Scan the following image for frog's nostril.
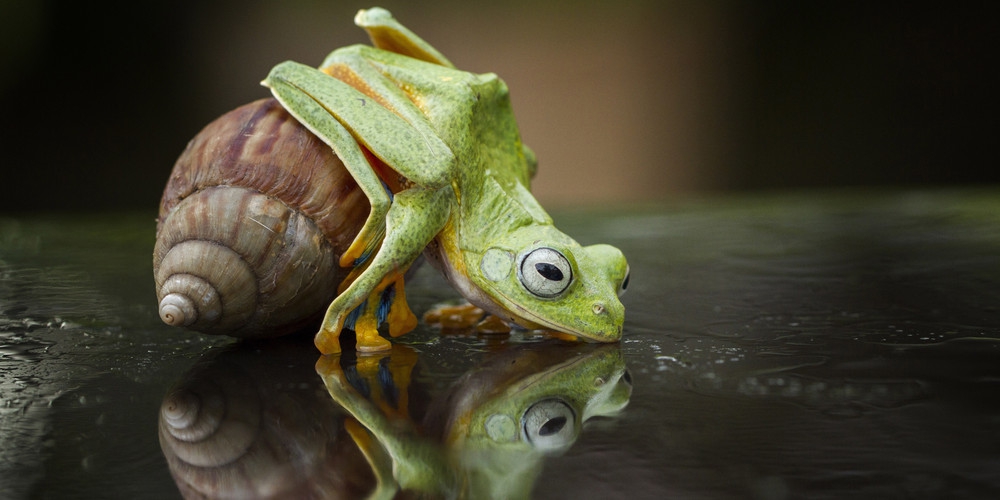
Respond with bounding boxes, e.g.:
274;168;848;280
592;302;606;315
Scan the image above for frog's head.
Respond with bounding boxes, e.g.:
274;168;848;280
465;229;629;342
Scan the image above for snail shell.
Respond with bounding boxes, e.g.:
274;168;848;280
154;98;368;337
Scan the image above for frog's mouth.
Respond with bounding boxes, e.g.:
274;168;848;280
471;284;619;343
503;302;620;343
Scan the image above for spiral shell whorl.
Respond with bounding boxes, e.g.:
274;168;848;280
159;292;197;326
154;98;368;338
158;273;223;327
154;189;263;334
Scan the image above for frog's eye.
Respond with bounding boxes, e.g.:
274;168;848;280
522;399;577;453
518;247;572;298
618;265;630;297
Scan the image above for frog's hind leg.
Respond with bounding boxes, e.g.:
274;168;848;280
264;66;393;272
267;60;454;190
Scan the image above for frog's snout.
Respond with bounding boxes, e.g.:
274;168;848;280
584;298;624;342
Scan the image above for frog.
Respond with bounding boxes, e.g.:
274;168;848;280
316;342;632;498
262;7;630;354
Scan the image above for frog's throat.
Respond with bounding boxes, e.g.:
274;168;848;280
423;240;504;317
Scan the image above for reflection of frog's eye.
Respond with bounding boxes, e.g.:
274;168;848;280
522;399;577;453
618;265;630;297
518;247;573;298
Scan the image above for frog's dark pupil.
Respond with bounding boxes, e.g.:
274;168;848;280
539;416;567;436
535;262;564;281
621;273;630;290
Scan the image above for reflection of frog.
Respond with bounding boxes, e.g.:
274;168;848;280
263;8;629;354
316;341;632;499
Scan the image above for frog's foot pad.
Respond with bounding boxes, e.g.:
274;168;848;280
424;303;486;329
542;330;583;343
423;302;513;335
315;328;343;355
357;334;393;353
474;315;513;334
355;310;393;352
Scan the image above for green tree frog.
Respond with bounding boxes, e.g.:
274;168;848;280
262;8;630;353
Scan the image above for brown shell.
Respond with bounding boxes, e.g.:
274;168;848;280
153;98;369;338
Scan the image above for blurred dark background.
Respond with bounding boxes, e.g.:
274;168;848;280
0;0;996;213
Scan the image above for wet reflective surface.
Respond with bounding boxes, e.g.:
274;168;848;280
3;189;1000;499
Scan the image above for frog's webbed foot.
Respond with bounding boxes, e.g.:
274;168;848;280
346;297;393;353
343;275;418;353
316;273;418;354
423;302;513;335
423;302;485;330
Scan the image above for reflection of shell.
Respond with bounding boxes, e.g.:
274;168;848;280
160;378;261;470
153;98;369;338
159;342;375;499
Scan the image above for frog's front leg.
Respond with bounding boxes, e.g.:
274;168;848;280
317;186;451;353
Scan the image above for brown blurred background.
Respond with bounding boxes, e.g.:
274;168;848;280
0;0;995;212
